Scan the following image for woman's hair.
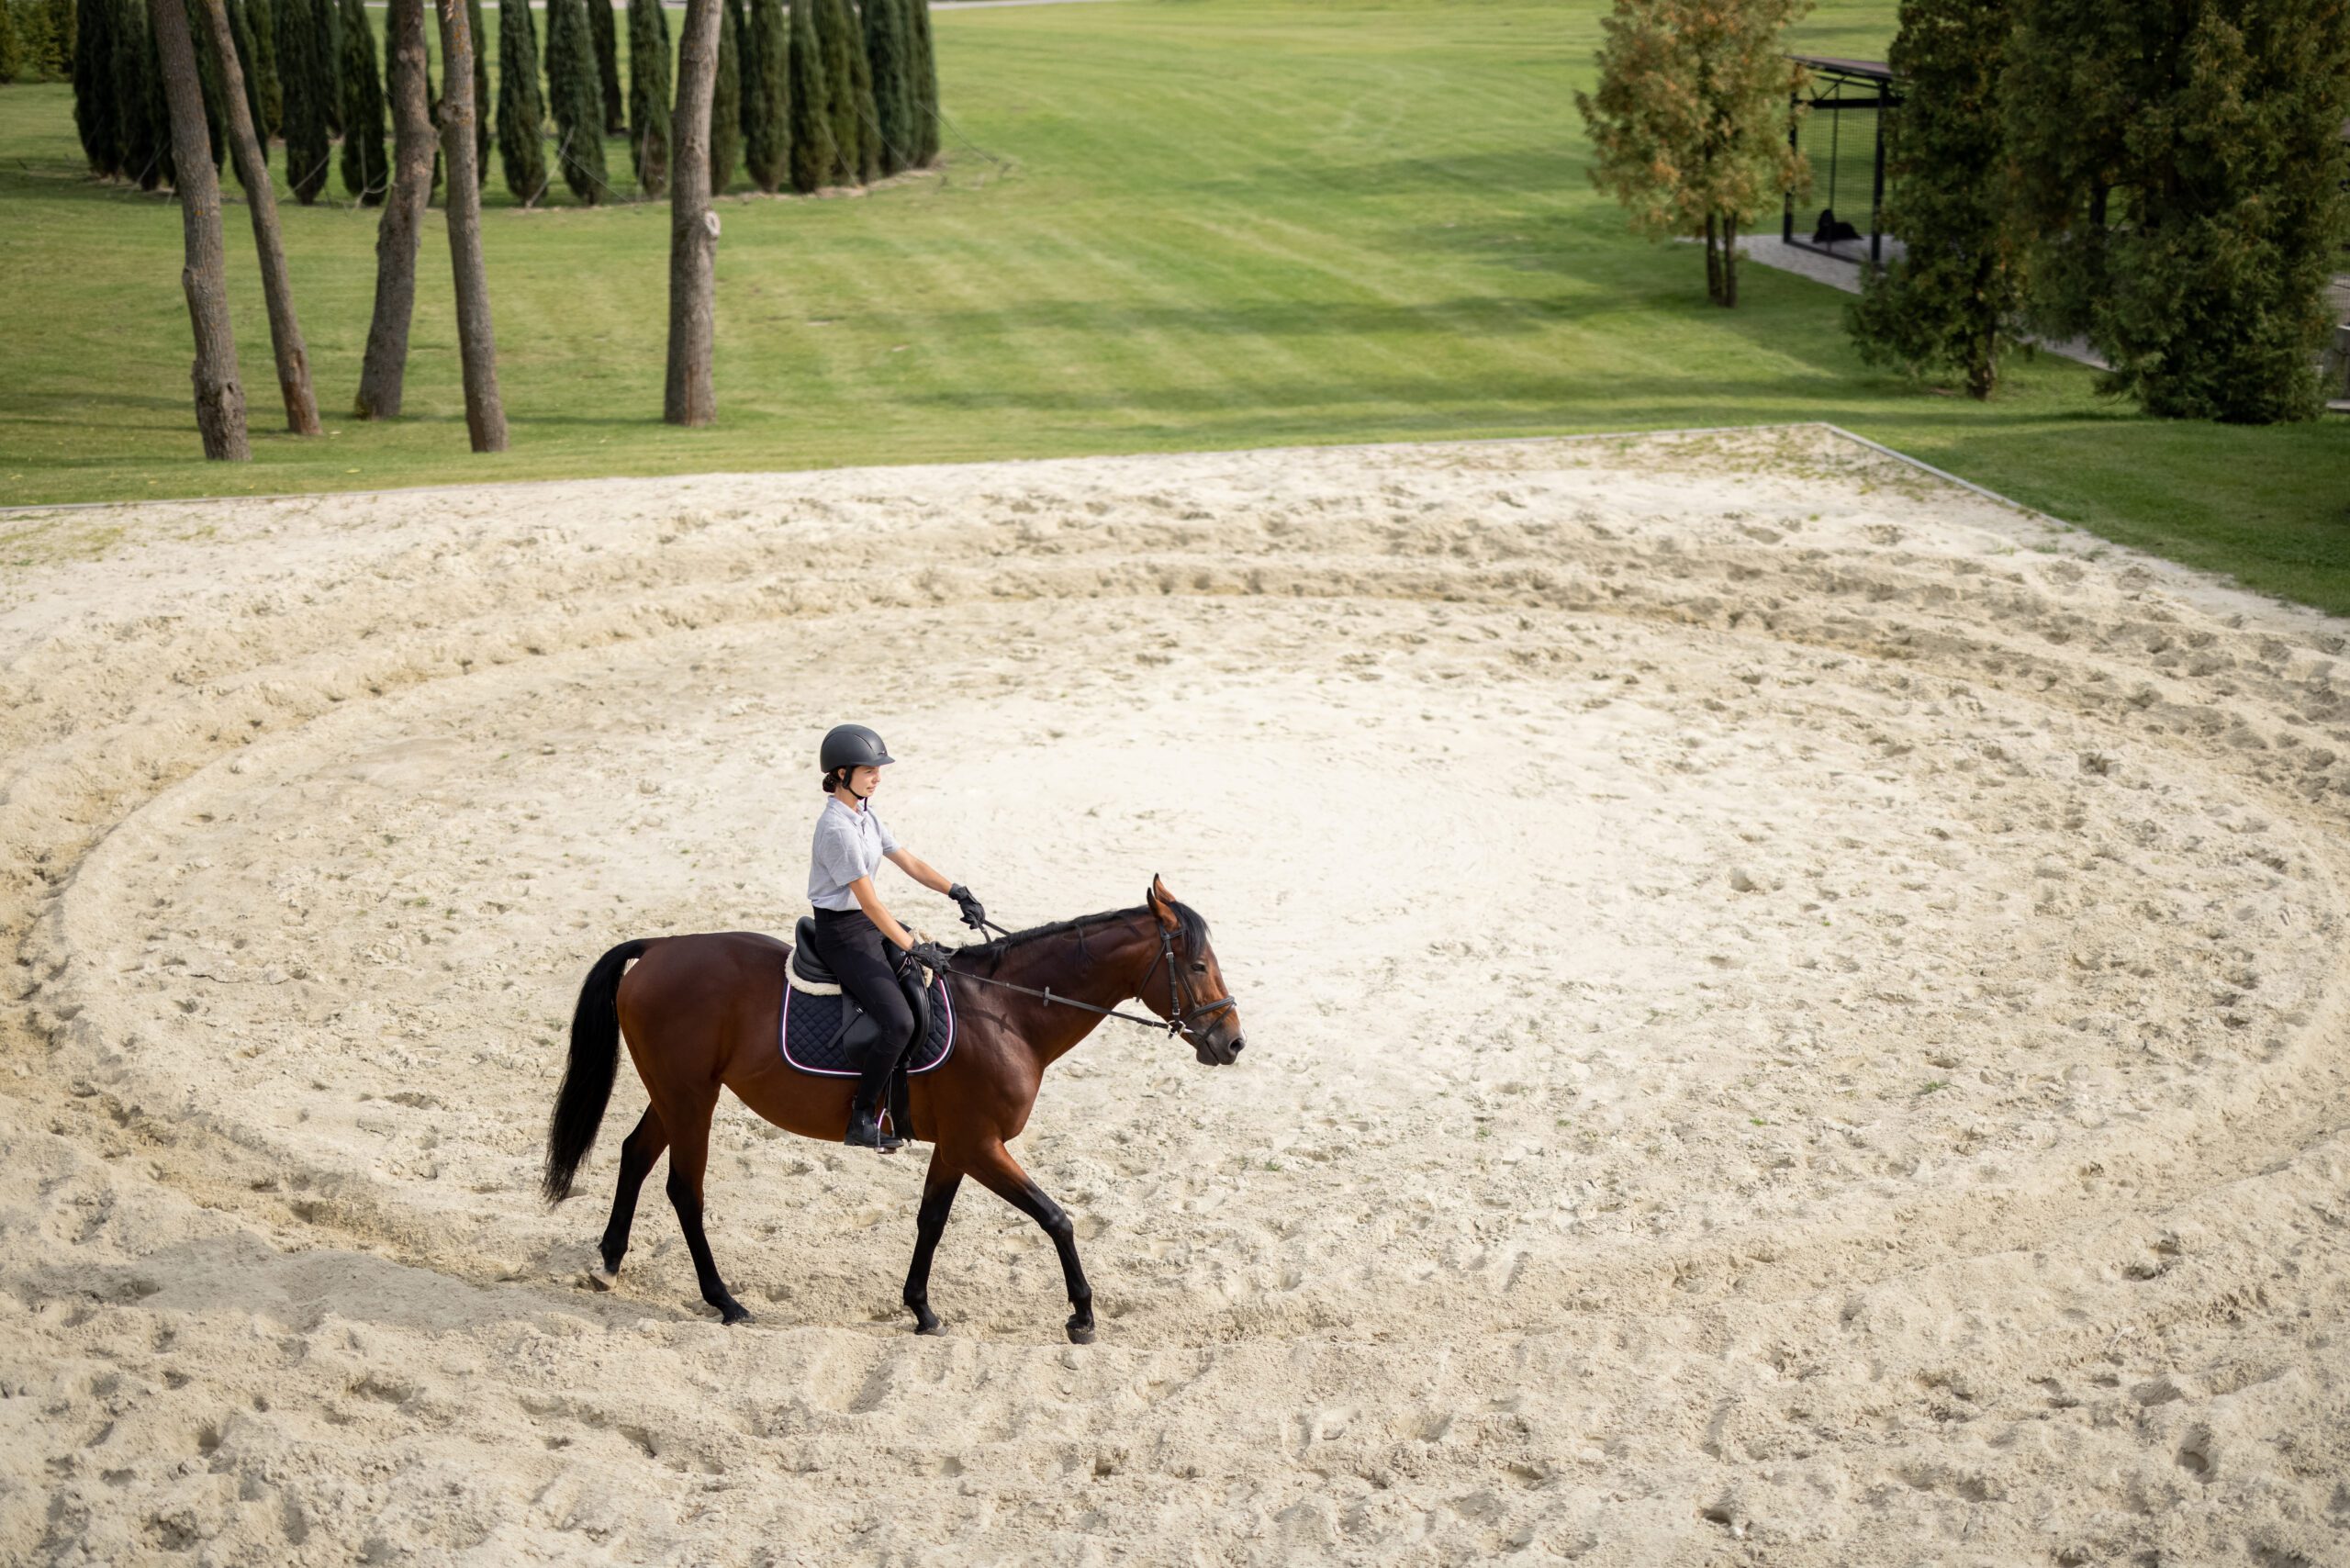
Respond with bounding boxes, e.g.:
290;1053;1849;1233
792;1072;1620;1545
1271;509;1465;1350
822;766;848;794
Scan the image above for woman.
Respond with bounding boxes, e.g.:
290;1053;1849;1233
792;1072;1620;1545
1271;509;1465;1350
807;723;986;1150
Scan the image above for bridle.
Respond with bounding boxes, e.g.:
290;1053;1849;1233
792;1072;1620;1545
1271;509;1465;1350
936;910;1237;1045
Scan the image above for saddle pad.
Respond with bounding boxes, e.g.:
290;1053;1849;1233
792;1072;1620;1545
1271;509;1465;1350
779;969;955;1078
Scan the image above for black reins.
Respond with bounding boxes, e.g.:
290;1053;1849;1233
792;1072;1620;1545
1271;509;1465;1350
925;912;1237;1042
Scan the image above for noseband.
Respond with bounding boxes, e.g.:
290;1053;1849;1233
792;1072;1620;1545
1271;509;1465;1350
1136;923;1238;1044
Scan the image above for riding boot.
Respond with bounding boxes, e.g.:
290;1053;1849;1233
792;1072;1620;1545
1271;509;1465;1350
844;1061;903;1152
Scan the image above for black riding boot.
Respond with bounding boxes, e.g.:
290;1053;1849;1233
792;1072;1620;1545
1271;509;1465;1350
844;1059;903;1152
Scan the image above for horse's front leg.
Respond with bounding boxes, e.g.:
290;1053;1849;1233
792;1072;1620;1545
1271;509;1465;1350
902;1150;963;1336
969;1139;1095;1344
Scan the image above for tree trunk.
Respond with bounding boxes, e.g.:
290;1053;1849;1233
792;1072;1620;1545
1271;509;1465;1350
194;0;319;434
664;0;721;426
433;0;507;450
1719;212;1739;308
1703;212;1722;304
355;0;433;418
151;0;249;459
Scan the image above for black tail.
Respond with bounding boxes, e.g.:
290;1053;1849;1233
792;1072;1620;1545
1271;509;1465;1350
543;938;650;1204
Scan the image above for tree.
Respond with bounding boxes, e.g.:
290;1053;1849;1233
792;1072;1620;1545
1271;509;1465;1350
785;0;831;192
496;0;546;202
111;0;164;185
741;0;785;190
240;0;274;135
224;0;264;160
586;0;621;132
666;0;722;423
1574;0;1812;306
813;0;866;184
275;0;326;200
544;0;606;201
859;0;911;175
432;0;507;449
2006;0;2350;421
709;0;739;193
0;0;21;83
336;0;384;198
836;0;873;180
194;0;319;432
74;0;122;174
151;0;248;458
907;0;934;164
465;0;487;176
626;0;668;195
318;0;339;134
1847;0;2021;398
357;0;434;416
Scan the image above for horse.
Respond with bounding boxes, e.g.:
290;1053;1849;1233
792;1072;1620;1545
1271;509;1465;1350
540;876;1245;1343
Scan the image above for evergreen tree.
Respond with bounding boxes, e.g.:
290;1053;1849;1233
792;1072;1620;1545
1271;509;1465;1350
466;0;488;176
1847;0;2020;398
586;0;621;132
543;0;606;200
784;0;830;191
110;0;162;183
709;0;740;193
276;0;329;200
2007;0;2350;420
858;0;910;175
319;0;340;133
496;0;547;202
337;0;385;199
1574;0;1812;306
0;0;21;84
839;0;873;180
905;0;935;165
742;0;785;189
625;0;669;194
242;0;276;135
813;0;865;184
188;0;228;164
16;0;58;79
226;0;267;168
73;0;120;174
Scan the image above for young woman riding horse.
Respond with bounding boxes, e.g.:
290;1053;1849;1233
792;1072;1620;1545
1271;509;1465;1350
539;737;1248;1341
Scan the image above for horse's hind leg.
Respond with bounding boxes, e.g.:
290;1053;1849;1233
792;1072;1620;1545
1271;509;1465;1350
969;1139;1095;1345
665;1093;751;1326
902;1152;963;1336
589;1108;669;1288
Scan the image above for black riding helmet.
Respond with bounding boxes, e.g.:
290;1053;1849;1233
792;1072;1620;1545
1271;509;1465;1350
821;723;894;775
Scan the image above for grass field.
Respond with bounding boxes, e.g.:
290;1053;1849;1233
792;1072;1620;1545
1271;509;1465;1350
1;0;2343;612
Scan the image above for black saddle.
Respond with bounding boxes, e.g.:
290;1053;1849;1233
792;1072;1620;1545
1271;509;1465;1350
789;915;934;1138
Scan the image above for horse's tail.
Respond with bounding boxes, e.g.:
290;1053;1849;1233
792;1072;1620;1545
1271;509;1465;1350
543;937;651;1204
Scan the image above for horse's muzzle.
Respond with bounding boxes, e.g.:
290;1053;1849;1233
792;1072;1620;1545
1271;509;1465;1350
1194;1033;1242;1066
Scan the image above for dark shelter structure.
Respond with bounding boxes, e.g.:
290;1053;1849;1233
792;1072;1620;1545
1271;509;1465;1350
1785;56;1904;266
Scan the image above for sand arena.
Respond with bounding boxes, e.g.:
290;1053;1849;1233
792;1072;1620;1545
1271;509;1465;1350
3;429;2346;1564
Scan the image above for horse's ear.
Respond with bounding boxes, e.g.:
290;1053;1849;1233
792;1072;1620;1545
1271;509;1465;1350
1147;874;1178;928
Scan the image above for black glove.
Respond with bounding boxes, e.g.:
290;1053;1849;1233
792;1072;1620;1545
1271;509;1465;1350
905;939;954;971
947;883;987;932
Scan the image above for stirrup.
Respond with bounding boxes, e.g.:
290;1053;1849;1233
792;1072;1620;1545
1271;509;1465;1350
844;1103;903;1153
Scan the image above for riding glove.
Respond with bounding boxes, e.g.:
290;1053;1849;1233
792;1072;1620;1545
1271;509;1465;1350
947;883;987;931
905;939;955;971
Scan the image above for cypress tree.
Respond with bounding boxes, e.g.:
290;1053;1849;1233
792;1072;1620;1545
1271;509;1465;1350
858;0;912;176
111;0;161;183
496;0;546;202
709;0;740;194
626;0;670;194
906;0;934;164
277;0;328;200
226;0;266;166
587;0;621;133
2007;0;2350;420
742;0;785;190
314;0;339;134
813;0;864;184
337;0;385;199
839;0;874;180
784;0;829;191
189;0;229;165
0;0;20;84
243;0;276;135
73;0;120;174
544;0;606;201
13;0;50;80
466;0;489;175
1847;0;2021;399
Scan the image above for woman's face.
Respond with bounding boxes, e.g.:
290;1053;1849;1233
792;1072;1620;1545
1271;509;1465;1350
848;765;880;798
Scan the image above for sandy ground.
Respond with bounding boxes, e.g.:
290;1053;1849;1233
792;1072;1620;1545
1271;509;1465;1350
2;427;2346;1566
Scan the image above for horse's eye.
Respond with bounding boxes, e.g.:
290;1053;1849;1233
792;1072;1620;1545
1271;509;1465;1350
1190;962;1207;973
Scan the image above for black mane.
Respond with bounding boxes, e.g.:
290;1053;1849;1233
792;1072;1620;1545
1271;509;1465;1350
953;897;1211;969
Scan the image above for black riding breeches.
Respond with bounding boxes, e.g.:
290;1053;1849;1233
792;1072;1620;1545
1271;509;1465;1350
810;907;917;1067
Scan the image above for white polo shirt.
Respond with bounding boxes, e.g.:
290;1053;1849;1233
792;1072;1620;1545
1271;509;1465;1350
808;795;899;912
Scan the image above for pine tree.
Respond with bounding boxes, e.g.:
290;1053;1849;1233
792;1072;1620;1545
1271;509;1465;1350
337;0;385;199
73;0;120;174
839;0;874;180
225;0;266;167
496;0;547;202
110;0;161;182
907;0;934;163
242;0;275;134
277;0;328;200
586;0;621;132
1847;0;2020;398
2007;0;2350;420
626;0;670;194
544;0;606;200
1574;0;1812;306
813;0;864;183
742;0;785;189
466;0;488;176
709;0;740;193
858;0;909;175
785;0;830;191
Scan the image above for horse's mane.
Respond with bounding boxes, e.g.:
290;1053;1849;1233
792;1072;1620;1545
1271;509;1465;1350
953;897;1211;970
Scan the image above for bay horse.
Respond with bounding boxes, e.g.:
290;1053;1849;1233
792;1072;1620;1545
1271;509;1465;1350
540;876;1244;1342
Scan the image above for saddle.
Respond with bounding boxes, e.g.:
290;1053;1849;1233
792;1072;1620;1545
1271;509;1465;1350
784;916;954;1139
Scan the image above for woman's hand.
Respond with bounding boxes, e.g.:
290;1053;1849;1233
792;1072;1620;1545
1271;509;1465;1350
947;883;986;932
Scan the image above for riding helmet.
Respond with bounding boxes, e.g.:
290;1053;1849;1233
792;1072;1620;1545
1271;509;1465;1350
820;723;895;773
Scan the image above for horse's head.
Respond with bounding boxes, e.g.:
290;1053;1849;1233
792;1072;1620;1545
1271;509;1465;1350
1141;875;1245;1066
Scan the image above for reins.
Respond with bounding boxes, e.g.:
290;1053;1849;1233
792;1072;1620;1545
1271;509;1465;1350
927;912;1237;1041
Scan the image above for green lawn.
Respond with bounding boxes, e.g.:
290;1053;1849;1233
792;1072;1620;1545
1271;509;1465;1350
2;0;2344;612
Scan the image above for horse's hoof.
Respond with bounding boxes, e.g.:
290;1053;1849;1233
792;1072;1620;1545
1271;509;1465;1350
914;1317;947;1337
720;1303;754;1326
1066;1318;1096;1346
585;1265;620;1292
